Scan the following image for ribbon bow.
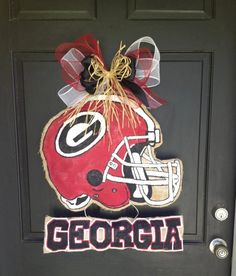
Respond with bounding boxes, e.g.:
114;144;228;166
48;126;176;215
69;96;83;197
56;34;166;109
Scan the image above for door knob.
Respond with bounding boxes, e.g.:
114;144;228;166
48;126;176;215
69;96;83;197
209;238;229;259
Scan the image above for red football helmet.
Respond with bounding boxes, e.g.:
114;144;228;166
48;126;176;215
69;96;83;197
40;95;183;211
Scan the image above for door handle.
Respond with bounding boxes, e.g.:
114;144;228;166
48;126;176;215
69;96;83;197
209;238;229;259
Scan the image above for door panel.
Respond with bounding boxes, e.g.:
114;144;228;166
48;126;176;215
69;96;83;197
128;0;213;19
1;0;236;275
12;51;211;243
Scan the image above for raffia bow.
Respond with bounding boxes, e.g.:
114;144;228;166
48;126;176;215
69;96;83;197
89;43;132;92
56;35;165;133
66;43;140;131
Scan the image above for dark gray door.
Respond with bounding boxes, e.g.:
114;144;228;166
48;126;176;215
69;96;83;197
1;0;236;275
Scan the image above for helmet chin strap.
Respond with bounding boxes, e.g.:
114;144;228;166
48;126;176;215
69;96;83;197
60;194;91;210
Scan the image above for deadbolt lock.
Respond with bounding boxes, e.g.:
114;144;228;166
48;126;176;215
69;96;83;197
214;207;228;221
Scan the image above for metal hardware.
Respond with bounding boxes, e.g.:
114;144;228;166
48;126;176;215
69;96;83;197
214;207;228;221
209;238;229;259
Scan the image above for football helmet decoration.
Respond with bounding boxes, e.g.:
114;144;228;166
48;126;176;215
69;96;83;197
40;35;183;211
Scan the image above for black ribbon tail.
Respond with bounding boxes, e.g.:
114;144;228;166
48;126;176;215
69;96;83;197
122;79;149;107
80;56;97;94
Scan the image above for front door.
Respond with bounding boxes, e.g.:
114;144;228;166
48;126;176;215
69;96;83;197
1;0;236;275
